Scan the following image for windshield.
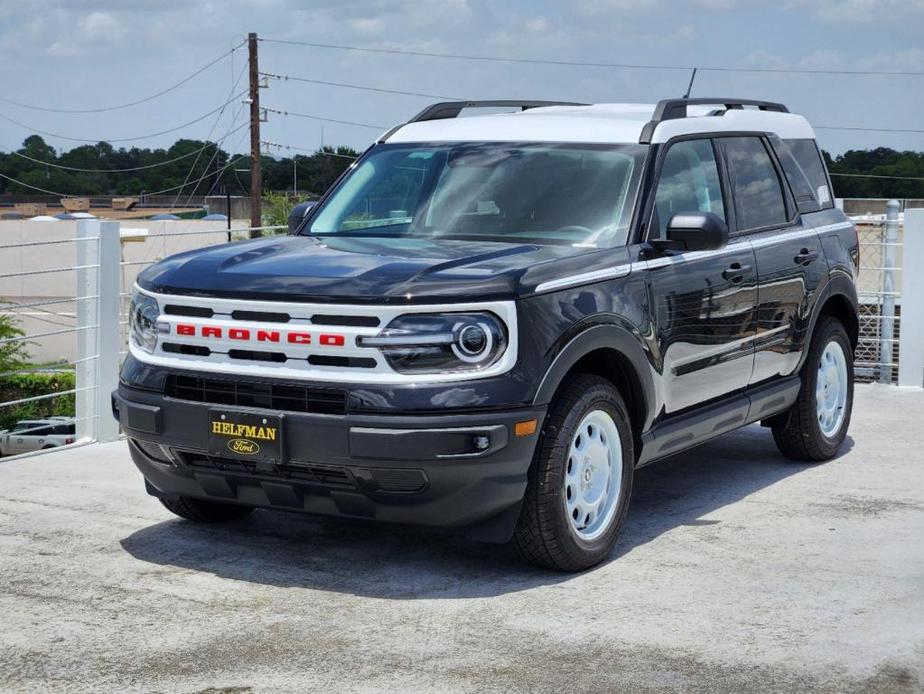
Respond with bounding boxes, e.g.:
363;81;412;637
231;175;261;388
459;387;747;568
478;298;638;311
304;142;647;247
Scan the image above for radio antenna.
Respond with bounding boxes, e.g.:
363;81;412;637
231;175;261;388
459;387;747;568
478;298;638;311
683;67;697;99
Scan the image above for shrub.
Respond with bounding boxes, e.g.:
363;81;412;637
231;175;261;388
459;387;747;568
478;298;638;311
0;314;29;375
0;372;76;431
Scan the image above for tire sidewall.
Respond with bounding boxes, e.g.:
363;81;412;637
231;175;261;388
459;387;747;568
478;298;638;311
808;320;854;450
545;383;634;559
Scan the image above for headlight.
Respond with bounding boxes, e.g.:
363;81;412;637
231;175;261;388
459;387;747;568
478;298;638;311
359;312;507;374
128;291;166;354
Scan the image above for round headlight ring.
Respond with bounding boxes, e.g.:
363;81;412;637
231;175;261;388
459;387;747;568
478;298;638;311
452;321;494;363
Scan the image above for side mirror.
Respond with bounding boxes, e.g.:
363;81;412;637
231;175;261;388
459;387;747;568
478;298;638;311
653;211;728;252
287;201;315;233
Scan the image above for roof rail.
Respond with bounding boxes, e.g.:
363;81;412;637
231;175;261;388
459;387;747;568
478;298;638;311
408;100;587;123
639;97;790;144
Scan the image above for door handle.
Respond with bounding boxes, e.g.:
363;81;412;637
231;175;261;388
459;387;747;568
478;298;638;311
794;248;819;265
722;262;751;283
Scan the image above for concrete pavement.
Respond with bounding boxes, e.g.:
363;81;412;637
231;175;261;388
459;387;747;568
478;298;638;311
0;384;922;693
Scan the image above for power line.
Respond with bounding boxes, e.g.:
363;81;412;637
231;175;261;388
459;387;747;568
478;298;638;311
261;71;458;100
262;140;359;159
173;63;249;206
181;106;246;204
263;71;923;136
0;123;248;198
260;38;924;77
3;120;249;173
0;42;245;114
263;106;385;129
830;172;924;181
0;170;72;197
207;128;252;197
145;153;249;196
815;125;924;134
0;90;247;144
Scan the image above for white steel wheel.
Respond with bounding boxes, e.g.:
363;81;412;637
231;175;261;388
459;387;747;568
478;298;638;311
816;340;848;438
563;409;623;542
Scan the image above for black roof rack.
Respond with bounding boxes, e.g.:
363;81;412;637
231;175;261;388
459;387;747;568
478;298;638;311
377;100;588;142
409;100;587;123
639;97;790;144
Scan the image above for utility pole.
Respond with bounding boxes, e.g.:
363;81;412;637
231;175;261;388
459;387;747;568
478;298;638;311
248;32;262;237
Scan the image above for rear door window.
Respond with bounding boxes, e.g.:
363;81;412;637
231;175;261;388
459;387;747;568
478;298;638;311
721;137;789;231
784;138;833;209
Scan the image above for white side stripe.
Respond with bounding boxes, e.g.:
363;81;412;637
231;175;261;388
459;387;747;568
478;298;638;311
644;221;854;269
535;264;632;293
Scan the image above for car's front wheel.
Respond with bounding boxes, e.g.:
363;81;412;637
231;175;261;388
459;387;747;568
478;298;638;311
772;316;854;461
514;374;634;571
159;496;255;523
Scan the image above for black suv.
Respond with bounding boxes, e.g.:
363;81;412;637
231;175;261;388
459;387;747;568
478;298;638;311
114;98;859;571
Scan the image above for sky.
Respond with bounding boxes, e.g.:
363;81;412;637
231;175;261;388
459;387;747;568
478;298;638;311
0;0;922;160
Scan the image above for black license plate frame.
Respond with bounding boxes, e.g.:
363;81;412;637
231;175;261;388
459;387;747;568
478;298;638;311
208;408;285;464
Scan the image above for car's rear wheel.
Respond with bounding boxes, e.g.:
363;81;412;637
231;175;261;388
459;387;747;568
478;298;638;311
772;316;854;461
159;496;255;523
514;374;634;571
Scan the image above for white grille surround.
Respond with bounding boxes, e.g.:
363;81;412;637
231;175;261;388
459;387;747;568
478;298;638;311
129;285;519;385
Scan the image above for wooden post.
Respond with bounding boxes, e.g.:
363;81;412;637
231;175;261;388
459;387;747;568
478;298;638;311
248;32;262;237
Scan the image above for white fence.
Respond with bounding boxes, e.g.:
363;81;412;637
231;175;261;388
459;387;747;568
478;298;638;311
2;207;922;459
0;220;283;458
898;209;924;387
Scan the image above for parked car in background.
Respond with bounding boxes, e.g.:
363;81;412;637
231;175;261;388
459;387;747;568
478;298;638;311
0;417;76;457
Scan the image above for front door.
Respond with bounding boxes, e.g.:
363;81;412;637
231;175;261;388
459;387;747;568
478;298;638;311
644;138;758;413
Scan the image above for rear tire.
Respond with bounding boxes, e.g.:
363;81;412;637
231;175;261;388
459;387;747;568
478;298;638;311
772;316;854;461
159;496;255;523
514;374;634;571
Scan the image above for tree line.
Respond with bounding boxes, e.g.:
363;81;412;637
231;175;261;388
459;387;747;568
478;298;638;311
0;135;922;200
0;135;359;199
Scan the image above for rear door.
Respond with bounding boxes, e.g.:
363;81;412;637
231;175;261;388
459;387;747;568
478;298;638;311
644;137;758;413
718;136;824;384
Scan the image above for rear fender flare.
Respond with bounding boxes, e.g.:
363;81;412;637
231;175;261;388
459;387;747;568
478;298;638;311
798;273;859;372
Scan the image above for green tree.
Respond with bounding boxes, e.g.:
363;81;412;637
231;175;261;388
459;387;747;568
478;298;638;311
0;314;29;375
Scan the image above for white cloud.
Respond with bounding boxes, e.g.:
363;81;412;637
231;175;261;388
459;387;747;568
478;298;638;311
785;0;924;23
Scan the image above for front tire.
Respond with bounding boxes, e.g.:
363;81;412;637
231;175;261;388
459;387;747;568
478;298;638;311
772;316;854;461
514;374;634;571
159;496;255;523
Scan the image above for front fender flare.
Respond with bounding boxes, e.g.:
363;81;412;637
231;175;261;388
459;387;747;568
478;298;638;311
532;323;656;431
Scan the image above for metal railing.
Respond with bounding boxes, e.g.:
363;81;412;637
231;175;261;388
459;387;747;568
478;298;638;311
0;228;103;456
1;220;283;461
0;206;917;459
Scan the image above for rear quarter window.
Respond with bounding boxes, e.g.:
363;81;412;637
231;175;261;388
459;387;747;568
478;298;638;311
783;138;834;210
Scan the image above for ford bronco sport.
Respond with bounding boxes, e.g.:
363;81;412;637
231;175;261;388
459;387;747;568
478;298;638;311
113;98;859;571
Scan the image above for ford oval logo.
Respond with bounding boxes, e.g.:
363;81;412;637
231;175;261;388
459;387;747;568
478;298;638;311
227;438;260;456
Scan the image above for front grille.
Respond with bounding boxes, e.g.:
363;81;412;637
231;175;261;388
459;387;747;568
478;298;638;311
163;342;211;356
165;374;348;415
182;452;354;487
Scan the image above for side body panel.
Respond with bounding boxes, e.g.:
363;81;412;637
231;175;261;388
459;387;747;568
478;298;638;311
643;243;758;413
749;221;826;383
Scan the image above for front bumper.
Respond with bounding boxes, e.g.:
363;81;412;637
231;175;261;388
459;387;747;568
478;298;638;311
113;385;545;542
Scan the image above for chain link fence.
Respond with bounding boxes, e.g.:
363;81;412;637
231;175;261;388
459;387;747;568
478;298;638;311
854;213;902;383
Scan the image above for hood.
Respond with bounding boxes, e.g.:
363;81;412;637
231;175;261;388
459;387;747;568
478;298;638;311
137;234;593;303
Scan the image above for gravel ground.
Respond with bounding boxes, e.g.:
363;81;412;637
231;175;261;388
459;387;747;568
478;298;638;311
0;383;922;693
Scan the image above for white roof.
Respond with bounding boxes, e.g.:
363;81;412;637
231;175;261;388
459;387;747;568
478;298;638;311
386;102;816;145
